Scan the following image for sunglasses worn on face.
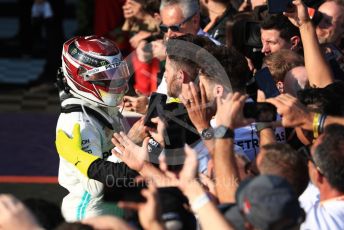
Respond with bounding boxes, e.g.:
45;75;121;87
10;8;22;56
159;11;198;33
298;145;324;174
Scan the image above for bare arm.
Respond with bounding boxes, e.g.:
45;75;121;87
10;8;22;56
214;138;238;203
300;21;333;87
324;116;344;127
214;93;254;203
266;94;344;130
183;181;235;230
284;0;334;88
258;128;277;146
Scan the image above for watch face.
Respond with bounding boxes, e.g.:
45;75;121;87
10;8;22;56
214;126;227;138
202;128;214;140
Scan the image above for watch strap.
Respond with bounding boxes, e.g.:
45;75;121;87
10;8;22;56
255;122;273;132
214;125;234;139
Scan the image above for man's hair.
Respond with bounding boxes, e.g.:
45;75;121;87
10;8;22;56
263;49;304;82
259;143;309;196
135;0;161;15
166;34;215;81
260;14;300;41
314;124;344;192
197;46;251;93
160;0;199;18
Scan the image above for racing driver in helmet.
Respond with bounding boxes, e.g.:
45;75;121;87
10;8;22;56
56;35;132;221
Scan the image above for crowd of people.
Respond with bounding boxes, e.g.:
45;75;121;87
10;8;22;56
2;0;344;229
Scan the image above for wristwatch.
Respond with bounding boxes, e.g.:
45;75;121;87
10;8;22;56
200;127;214;140
214;125;234;139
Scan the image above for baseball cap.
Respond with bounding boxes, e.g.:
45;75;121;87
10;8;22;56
225;175;305;230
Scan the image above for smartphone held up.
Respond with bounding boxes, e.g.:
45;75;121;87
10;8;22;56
243;102;277;122
143;93;167;128
267;0;295;13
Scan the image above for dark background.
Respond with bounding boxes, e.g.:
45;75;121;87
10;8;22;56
0;0;77;204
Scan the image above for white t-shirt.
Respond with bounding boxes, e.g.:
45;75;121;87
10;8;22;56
234;123;286;161
301;197;344;230
299;183;320;212
194;140;210;173
210;115;286;161
299;183;344;230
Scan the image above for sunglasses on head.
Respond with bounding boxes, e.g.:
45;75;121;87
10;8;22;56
159;11;198;33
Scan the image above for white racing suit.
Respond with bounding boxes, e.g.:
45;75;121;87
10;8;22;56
56;97;128;221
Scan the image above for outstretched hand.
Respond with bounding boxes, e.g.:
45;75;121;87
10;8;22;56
112;132;149;172
158;145;199;194
266;94;313;130
118;182;164;230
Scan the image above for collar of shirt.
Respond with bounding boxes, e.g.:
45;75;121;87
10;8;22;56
196;29;222;46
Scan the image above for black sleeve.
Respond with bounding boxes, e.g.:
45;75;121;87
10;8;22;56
87;159;139;184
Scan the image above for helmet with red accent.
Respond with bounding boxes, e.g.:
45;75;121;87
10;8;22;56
61;35;130;107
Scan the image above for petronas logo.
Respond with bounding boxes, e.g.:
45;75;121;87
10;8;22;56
71;48;77;55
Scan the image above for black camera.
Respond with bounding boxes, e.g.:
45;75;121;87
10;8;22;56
243;102;277;122
267;0;294;14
